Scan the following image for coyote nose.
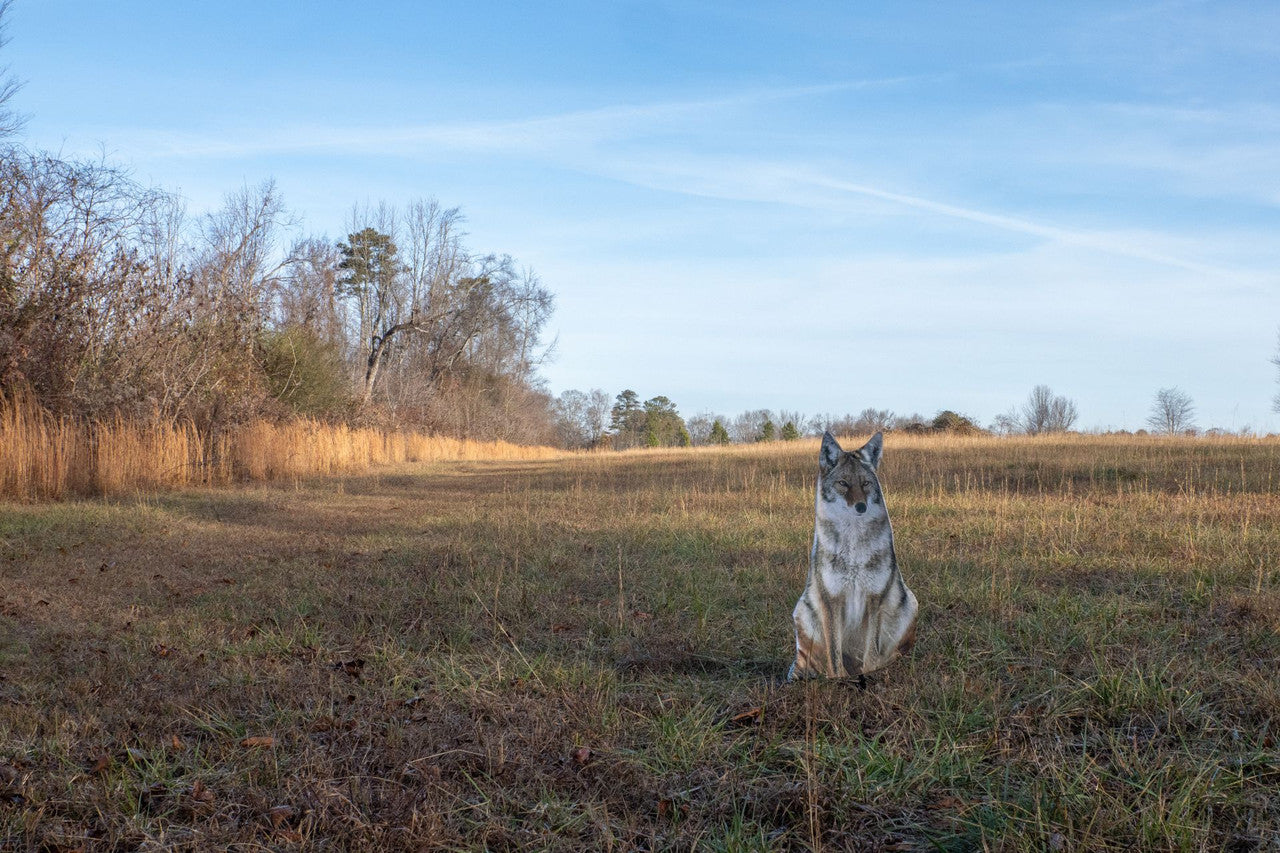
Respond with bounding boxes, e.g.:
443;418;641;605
854;501;867;514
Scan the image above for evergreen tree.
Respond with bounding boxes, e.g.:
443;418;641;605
643;395;687;446
709;419;730;445
759;419;776;442
610;389;645;448
781;420;800;441
337;227;401;358
644;421;660;447
337;228;399;299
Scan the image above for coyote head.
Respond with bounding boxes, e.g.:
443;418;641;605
817;430;885;522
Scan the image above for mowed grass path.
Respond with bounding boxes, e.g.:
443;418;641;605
2;436;1279;851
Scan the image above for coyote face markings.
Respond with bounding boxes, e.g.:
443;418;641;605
788;431;918;680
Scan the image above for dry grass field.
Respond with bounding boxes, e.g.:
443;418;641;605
1;435;1278;851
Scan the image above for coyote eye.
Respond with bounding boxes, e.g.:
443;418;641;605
836;479;850;490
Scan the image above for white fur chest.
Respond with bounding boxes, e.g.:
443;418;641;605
814;519;894;592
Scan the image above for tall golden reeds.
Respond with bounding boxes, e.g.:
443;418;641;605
0;391;560;501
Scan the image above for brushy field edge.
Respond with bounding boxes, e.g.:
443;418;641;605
0;391;561;502
1;435;1278;851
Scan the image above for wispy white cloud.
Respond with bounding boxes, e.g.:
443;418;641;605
84;82;1273;282
964;100;1280;207
796;173;1243;277
561;150;1258;280
102;74;931;161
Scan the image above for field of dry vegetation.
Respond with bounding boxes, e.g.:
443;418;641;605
0;392;560;501
1;434;1278;851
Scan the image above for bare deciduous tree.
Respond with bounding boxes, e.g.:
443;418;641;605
853;408;895;434
554;388;611;448
1021;385;1078;434
684;411;724;445
178;181;291;422
1272;331;1280;415
990;408;1022;436
1146;387;1196;434
0;150;179;416
808;413;854;436
0;1;26;140
276;236;346;345
730;409;773;443
336;200;554;418
775;409;807;436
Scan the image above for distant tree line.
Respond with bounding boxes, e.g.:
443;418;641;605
551;389;981;449
551;381;1231;451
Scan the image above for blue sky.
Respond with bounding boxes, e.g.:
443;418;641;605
9;1;1279;431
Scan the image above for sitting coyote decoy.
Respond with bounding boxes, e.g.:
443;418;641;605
789;431;918;680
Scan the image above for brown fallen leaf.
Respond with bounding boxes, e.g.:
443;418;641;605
268;805;294;828
140;782;167;803
932;794;964;810
729;707;763;727
89;753;110;774
168;734;182;751
571;746;592;765
240;736;275;748
189;779;215;804
658;798;690;817
551;623;572;634
401;761;443;781
333;658;366;677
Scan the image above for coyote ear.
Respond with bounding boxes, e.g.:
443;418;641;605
820;431;843;472
858;431;883;470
